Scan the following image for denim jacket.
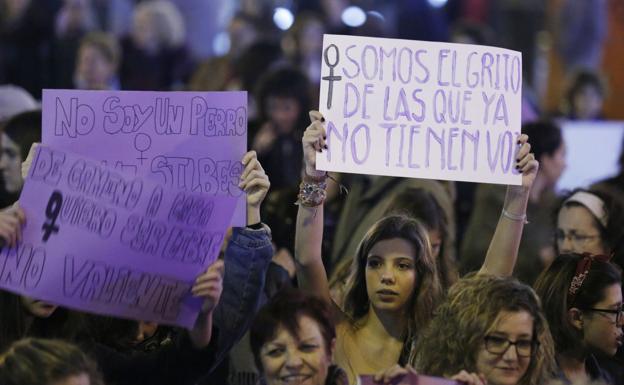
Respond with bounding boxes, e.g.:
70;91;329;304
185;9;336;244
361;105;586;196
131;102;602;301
209;225;273;372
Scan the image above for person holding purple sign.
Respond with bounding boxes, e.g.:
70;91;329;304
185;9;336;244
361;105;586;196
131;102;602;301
0;149;274;385
295;110;538;383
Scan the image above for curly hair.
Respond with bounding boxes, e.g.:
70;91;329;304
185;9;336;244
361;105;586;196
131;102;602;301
0;338;104;385
342;214;443;364
415;274;556;385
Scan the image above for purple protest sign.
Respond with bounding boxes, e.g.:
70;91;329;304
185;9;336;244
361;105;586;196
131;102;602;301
42;89;247;226
0;145;237;328
359;374;459;385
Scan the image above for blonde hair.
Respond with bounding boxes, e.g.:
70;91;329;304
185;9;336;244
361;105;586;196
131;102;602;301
416;274;556;385
133;0;185;48
342;215;443;364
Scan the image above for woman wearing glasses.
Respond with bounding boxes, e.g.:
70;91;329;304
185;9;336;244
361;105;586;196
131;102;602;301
555;188;624;268
534;253;622;384
415;274;556;385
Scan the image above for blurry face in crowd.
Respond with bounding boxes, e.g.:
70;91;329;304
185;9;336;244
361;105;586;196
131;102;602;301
76;45;115;90
0;133;22;193
20;296;58;318
132;10;159;52
573;85;603;120
260;315;333;385
50;373;90;385
578;283;623;356
299;20;324;57
428;229;442;260
365;238;417;313
475;310;534;385
540;143;567;187
556;205;608;255
267;96;300;135
228;17;257;57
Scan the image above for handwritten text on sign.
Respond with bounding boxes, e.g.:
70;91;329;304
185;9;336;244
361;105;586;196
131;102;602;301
0;145;237;328
317;34;522;185
42;90;247;225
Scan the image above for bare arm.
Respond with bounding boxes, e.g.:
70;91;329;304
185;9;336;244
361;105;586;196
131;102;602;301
479;134;539;276
294;111;332;305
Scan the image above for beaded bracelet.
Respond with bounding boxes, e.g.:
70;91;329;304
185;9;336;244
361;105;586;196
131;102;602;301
296;180;328;207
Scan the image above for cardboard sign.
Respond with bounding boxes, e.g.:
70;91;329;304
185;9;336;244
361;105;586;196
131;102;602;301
0;145;237;328
317;34;522;185
359;373;459;385
42;89;247;226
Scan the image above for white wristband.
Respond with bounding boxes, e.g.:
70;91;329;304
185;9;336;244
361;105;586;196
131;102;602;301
502;209;528;224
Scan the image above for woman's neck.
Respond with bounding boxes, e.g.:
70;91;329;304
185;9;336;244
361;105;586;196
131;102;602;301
529;173;549;203
360;306;407;340
558;350;590;382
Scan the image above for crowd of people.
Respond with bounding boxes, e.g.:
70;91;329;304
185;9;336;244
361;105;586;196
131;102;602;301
1;1;623;385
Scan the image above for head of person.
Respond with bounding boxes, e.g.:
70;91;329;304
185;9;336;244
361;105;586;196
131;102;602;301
384;188;456;290
522;120;566;188
131;0;185;53
256;66;310;136
343;215;443;358
416;274;555;385
250;289;346;385
75;32;120;90
0;85;38;128
1;110;41;193
555;189;624;261
564;69;607;120
534;253;623;357
0;338;104;385
0;290;63;352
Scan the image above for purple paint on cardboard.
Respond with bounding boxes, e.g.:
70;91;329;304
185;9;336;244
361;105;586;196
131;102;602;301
42;89;247;227
0;145;237;328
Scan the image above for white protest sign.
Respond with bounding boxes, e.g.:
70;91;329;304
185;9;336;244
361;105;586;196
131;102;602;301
317;34;522;185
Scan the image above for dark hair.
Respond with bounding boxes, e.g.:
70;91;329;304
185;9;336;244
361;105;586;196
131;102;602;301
555;188;624;267
521;120;563;161
384;188;457;290
342;215;443;364
534;253;622;353
0;290;81;353
416;274;555;385
0;338;104;385
2;110;41;160
565;69;607;117
450;20;492;46
250;289;335;372
255;66;311;134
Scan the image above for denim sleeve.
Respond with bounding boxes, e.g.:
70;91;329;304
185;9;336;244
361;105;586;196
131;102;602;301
208;225;273;371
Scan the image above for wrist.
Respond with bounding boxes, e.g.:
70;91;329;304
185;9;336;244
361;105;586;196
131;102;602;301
246;206;261;226
305;166;326;179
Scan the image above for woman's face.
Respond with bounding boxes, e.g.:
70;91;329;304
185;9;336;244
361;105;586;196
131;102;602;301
260;315;333;385
0;133;23;193
267;96;300;135
20;296;58;318
365;238;417;313
76;45;115;90
556;205;608;255
540;143;567;187
580;283;623;356
475;310;534;385
573;85;603;120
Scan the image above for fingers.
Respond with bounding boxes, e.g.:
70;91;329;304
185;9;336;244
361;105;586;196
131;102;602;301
0;210;24;247
303;121;327;152
240;152;265;182
516;152;534;171
450;370;486;385
373;364;409;384
241;177;270;193
192;260;224;297
309;110;324;123
241;150;257;167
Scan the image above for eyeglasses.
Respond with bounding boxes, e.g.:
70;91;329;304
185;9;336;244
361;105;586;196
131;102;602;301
555;230;601;247
483;335;537;358
585;305;624;325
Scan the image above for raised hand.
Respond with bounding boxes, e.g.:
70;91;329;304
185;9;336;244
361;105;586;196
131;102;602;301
302;111;327;177
239;151;270;225
191;259;225;314
0;205;26;248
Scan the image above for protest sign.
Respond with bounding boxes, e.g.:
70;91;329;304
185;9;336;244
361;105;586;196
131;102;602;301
0;145;237;328
359;373;459;385
317;34;522;185
42;89;247;226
